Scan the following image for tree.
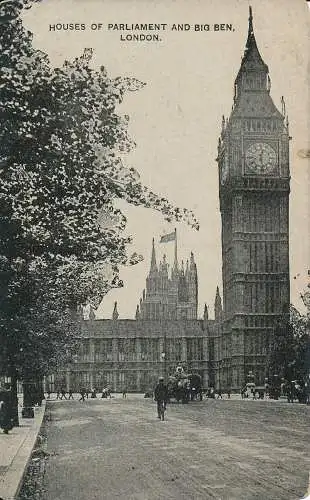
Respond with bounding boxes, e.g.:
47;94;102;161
0;0;199;408
268;305;310;385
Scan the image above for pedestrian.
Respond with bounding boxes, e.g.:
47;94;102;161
79;387;86;402
0;386;14;434
46;389;51;399
264;382;269;399
85;388;90;399
227;388;231;399
154;376;169;419
60;387;67;400
305;382;310;405
122;388;127;398
56;389;61;400
68;389;74;400
241;385;247;399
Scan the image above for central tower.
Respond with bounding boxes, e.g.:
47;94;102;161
217;8;290;389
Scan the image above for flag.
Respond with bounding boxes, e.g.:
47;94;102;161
160;231;176;243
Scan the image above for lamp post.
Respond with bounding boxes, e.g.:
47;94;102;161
71;354;78;392
161;351;166;380
272;373;280;400
160;310;167;381
246;370;255;399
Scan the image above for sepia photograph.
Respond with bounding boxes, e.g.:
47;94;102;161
0;0;309;499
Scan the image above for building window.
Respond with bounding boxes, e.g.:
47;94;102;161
79;343;90;362
81;372;91;385
104;372;113;386
140;339;148;361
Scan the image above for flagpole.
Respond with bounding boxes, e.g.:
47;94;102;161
174;228;177;268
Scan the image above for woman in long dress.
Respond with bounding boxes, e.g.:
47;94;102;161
0;389;13;434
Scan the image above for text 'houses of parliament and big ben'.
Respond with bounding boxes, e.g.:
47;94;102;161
54;7;290;393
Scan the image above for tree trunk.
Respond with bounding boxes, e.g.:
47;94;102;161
10;372;19;427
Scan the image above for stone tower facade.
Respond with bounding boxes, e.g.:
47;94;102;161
217;8;290;389
136;237;198;320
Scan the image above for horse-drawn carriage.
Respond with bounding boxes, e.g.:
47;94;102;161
167;365;203;403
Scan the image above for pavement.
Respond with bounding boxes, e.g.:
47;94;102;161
0;393;309;500
0;397;46;500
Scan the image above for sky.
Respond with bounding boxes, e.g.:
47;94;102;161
23;0;310;318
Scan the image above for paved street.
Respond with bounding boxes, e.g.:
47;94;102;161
42;396;309;500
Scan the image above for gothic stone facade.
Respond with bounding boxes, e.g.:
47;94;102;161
53;240;221;393
216;8;290;390
54;317;219;393
136;237;198;321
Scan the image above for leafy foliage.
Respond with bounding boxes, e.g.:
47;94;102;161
267;306;310;383
0;4;199;378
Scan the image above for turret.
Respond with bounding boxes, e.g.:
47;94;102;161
214;286;223;323
178;261;188;303
185;259;189;280
146;238;159;297
89;305;96;321
171;228;179;280
203;303;209;321
150;238;157;274
112;301;119;320
135;304;140;320
160;254;169;276
188;251;198;318
189;252;197;272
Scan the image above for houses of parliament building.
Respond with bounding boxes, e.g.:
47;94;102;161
53;235;223;393
53;8;290;393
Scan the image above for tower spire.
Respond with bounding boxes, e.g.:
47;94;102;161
112;301;119;320
245;5;256;53
214;286;223;323
232;6;272;106
204;303;209;321
150;238;157;273
248;5;253;38
242;6;267;70
89;305;96;321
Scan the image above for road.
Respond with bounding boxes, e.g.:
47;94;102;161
42;395;310;500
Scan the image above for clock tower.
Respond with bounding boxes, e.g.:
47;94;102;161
217;7;290;389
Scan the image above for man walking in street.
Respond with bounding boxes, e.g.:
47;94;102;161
79;387;86;402
60;387;67;400
154;376;169;419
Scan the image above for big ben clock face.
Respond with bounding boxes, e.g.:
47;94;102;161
245;143;277;175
